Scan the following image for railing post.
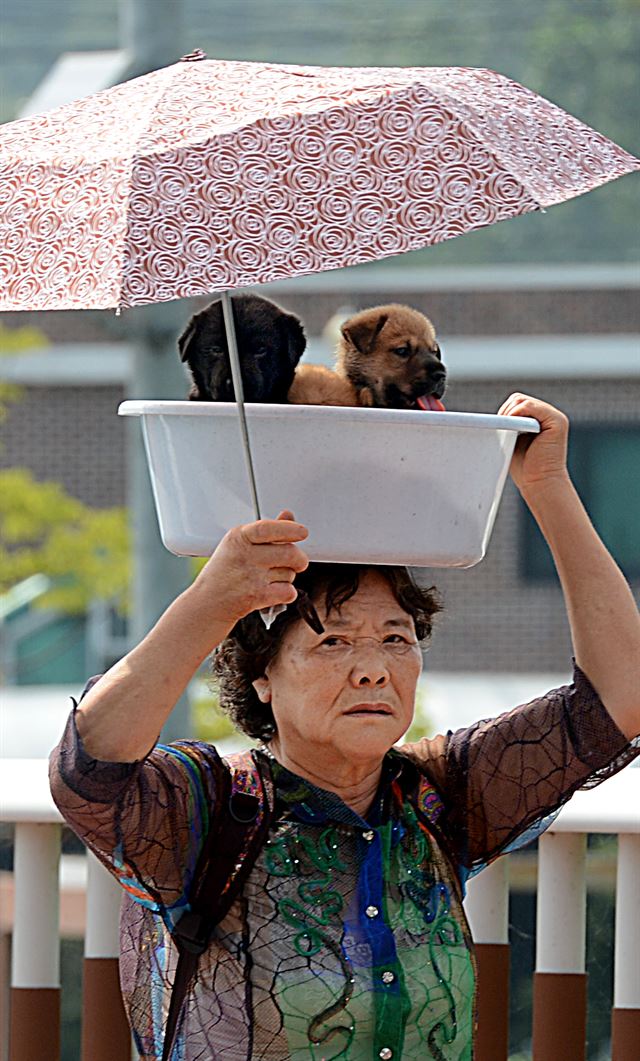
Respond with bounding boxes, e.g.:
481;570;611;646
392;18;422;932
533;832;587;1061
81;852;131;1061
1;932;10;1061
464;857;510;1061
612;834;640;1060
9;822;61;1061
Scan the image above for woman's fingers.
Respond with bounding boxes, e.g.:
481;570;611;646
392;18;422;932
241;515;309;546
237;515;309;585
268;567;297;583
198;511;309;624
498;391;541;414
498;393;568;431
498;392;539;418
265;580;299;605
499;393;569;439
231;517;309;611
245;541;309;573
498;393;570;494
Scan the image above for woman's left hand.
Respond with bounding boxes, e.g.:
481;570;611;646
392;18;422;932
498;393;571;497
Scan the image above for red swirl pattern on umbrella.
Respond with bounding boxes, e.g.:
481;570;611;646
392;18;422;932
0;59;638;310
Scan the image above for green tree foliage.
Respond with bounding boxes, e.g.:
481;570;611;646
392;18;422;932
0;323;48;353
0;323;42;420
0;468;130;613
191;680;242;744
0;325;130;613
0;322;51;419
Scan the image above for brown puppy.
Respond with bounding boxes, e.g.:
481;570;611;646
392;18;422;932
287;363;357;406
288;304;446;409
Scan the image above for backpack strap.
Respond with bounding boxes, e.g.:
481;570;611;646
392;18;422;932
162;750;273;1061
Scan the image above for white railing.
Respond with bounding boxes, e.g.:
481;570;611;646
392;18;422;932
463;768;640;1060
1;760;638;1061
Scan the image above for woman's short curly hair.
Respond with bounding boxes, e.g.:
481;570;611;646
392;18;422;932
211;563;442;741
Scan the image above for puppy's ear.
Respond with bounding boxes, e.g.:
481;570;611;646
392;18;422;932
178;318;199;363
178;300;224;363
281;313;307;366
341;313;389;354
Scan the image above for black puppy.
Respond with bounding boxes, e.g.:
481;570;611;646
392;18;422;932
178;293;307;402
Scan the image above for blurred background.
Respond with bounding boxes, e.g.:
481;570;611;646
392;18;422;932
0;2;638;1059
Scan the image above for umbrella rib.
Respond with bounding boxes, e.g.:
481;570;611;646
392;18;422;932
411;74;543;210
221;290;262;520
118;62;186;308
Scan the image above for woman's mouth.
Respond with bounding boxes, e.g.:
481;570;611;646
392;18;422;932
343;703;392;716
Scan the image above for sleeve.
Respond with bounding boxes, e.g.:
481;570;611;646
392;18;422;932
400;662;640;872
49;699;223;925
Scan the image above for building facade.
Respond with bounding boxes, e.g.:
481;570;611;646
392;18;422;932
1;264;638;677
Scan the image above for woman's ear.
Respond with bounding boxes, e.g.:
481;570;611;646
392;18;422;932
252;675;272;703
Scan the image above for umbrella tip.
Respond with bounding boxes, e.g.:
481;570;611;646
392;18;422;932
180;49;207;62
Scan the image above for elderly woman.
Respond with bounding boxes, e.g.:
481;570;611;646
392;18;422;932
50;395;640;1061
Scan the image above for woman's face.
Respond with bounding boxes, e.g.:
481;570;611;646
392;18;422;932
252;570;423;765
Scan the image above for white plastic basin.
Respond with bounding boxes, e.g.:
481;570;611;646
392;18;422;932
118;401;539;568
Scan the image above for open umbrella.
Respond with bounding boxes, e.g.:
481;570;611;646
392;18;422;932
1;52;638;313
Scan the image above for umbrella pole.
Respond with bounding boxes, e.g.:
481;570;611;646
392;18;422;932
221;290;261;520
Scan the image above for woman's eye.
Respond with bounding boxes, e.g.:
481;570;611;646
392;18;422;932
320;636;348;648
383;635;417;652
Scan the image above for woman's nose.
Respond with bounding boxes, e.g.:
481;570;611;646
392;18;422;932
350;653;390;687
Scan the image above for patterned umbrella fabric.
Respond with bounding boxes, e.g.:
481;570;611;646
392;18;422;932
1;53;638;311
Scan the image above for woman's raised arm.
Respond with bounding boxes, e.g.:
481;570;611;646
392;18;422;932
75;511;308;762
499;393;640;741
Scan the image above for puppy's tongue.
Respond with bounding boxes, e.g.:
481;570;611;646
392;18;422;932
416;395;446;412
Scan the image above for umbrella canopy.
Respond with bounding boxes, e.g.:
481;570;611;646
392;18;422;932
1;54;638;312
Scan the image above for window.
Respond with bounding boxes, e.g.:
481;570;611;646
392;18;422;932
519;424;640;582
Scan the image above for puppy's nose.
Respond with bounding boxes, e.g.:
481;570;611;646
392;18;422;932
424;364;447;399
428;365;447;385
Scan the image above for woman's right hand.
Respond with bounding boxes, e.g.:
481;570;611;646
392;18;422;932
72;510;308;762
189;509;310;627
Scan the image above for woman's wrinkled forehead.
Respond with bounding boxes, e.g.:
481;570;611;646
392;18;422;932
312;570;414;629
